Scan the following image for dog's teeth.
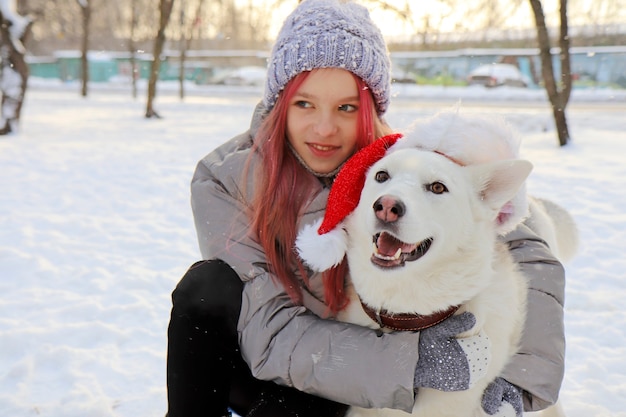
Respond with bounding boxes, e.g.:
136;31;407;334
372;244;403;261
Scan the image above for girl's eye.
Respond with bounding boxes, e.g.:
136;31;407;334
338;104;358;112
427;182;448;194
295;100;312;108
374;170;390;183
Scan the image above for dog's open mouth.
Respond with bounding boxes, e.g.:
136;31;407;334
371;231;433;268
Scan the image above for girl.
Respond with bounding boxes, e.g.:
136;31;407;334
166;1;566;417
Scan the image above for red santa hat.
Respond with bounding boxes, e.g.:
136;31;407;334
295;133;403;272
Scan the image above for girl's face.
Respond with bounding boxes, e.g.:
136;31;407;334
286;68;360;174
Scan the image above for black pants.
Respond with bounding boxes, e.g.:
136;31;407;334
166;259;349;417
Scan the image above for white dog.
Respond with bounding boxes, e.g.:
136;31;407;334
297;110;575;417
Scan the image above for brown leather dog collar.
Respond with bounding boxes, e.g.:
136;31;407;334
360;299;461;331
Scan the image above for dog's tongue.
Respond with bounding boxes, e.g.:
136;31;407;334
376;232;416;256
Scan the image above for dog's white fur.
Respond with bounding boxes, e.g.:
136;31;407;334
331;112;575;417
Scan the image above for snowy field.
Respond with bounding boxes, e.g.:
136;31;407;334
1;81;625;417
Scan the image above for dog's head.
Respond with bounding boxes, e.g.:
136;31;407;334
345;148;532;314
395;109;529;235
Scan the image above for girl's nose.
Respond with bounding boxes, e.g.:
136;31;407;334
313;113;338;137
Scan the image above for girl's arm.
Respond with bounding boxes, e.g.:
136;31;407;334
500;223;566;411
239;271;420;410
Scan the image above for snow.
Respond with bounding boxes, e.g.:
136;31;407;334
1;80;625;417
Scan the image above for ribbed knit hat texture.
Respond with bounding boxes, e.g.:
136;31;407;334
264;0;391;115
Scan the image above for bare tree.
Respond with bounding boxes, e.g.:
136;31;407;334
75;0;91;97
0;0;33;134
145;0;175;118
364;0;457;49
176;6;186;100
113;0;158;99
128;0;139;99
177;0;205;100
529;0;572;146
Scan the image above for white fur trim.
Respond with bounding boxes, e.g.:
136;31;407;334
391;109;529;235
295;219;348;272
392;109;521;163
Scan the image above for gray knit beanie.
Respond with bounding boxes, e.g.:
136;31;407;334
264;0;391;115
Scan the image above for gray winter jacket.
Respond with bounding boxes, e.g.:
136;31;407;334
190;103;565;412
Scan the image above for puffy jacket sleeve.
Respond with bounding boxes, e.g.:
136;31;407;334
190;133;420;411
240;272;419;410
500;223;566;411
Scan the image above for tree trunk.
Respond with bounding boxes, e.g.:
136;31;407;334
129;0;138;99
177;0;204;101
0;8;33;135
178;38;186;100
557;0;572;106
529;0;572;146
78;0;91;97
146;0;175;118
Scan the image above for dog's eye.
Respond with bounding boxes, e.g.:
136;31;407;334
427;182;448;194
374;170;390;183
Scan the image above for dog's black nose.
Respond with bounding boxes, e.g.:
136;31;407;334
373;195;405;223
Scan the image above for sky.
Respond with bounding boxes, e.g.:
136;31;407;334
1;79;625;417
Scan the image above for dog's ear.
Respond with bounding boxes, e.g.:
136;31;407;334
469;159;533;219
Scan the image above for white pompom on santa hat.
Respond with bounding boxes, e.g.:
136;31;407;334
296;108;529;272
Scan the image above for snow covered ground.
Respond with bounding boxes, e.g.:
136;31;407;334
1;81;625;416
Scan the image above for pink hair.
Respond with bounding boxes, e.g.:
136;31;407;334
249;71;388;313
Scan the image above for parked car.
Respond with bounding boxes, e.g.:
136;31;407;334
467;63;529;88
217;66;267;86
391;69;418;84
